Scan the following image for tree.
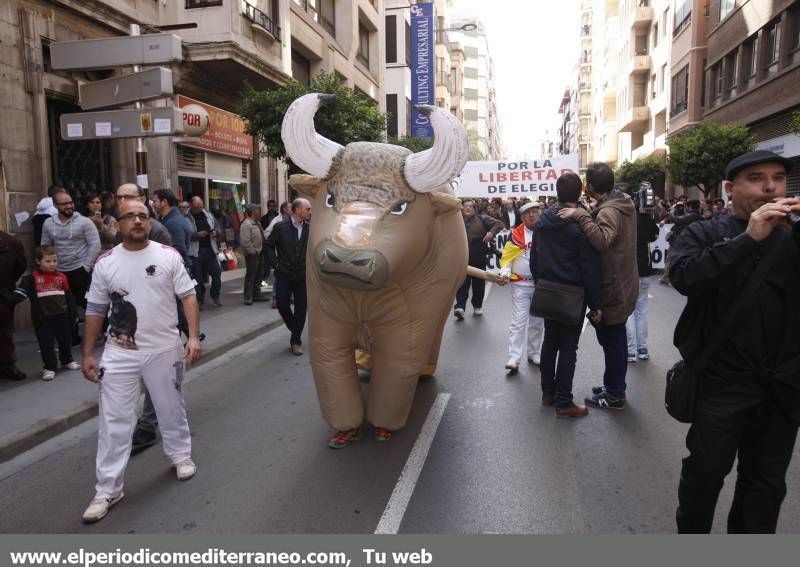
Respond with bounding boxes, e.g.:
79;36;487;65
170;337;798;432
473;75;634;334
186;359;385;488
792;111;800;135
388;136;434;152
615;155;667;197
667;120;754;199
238;72;386;166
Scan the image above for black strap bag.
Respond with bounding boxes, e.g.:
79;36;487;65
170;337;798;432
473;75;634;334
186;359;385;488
530;279;585;326
665;232;781;423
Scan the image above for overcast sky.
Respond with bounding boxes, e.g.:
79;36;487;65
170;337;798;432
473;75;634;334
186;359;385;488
450;0;580;159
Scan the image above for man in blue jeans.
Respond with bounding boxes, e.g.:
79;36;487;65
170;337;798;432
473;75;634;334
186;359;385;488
188;196;222;308
558;163;638;409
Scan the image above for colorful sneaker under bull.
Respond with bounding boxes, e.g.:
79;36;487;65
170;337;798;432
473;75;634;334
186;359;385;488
328;427;361;449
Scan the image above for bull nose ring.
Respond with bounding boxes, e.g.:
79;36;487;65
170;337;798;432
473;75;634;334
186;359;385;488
325;249;342;263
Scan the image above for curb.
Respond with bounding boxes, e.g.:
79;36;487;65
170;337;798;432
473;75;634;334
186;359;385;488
0;317;284;464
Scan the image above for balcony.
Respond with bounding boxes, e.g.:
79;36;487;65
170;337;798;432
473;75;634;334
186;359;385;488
629;55;651;75
619;106;650;132
241;1;280;41
632;6;653;30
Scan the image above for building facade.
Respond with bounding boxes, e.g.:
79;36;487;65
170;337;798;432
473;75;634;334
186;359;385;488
1;0;385;250
668;0;708;137
702;0;800;195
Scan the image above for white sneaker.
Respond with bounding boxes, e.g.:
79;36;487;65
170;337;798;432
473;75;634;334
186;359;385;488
473;307;483;316
504;359;519;371
41;369;55;381
175;459;197;481
528;354;541;365
453;308;465;320
82;493;123;523
63;361;81;370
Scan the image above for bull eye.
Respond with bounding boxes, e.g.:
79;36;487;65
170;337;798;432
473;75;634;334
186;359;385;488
325;192;335;208
390;202;408;216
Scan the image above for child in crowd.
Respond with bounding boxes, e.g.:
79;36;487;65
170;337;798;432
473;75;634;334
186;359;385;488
18;246;80;381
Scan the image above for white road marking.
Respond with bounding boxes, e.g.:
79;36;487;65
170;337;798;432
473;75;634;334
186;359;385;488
375;393;451;534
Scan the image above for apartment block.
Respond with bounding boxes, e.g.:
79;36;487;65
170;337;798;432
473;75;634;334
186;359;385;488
702;0;800;194
668;0;708;137
0;0;385;248
615;0;671;164
591;0;620;166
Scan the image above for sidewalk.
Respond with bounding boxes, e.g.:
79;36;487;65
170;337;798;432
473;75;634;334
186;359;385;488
0;269;285;463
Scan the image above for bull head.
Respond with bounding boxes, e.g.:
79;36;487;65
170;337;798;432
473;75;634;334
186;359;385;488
281;93;469;191
281;93;467;291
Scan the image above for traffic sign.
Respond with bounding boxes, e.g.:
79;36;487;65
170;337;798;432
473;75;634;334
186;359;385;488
60;107;184;140
50;34;182;71
79;68;174;110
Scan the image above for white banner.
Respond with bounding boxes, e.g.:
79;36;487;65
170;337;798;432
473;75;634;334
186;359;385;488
650;223;673;269
451;155;580;199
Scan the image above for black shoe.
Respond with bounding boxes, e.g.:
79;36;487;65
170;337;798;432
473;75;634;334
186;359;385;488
585;391;626;410
130;429;158;456
591;385;605;395
0;367;26;381
212;298;223;307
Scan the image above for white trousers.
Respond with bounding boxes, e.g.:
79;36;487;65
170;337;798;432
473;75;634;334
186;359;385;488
507;282;545;364
95;345;191;498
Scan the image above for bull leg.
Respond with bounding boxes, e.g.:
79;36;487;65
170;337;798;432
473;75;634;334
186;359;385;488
365;330;420;433
422;309;449;377
308;312;364;431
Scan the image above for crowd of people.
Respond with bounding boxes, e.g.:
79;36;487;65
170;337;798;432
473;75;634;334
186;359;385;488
0;147;799;533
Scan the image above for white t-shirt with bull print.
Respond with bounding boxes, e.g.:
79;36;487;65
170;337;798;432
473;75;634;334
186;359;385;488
86;242;196;353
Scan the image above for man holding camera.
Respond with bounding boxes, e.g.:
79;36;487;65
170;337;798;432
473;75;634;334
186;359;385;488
670;150;800;533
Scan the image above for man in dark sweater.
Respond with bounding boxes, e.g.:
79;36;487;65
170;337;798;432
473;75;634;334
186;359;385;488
531;173;603;418
266;198;311;355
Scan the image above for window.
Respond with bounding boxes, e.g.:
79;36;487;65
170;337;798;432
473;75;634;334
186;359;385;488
653;22;659;48
385;15;397;64
186;0;222;7
386;94;398;137
709;61;723;106
670;64;688;117
763;21;780;71
405;21;411;65
723;49;738;97
436;57;447;86
743;35;758;80
406;97;412;135
319;0;335;36
651;73;657;100
674;0;691;34
291;50;311;86
789;3;800;55
357;22;370;67
660;63;667;93
720;0;736;21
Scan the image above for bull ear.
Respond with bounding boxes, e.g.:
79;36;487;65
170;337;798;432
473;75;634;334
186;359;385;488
429;192;461;216
288;174;321;198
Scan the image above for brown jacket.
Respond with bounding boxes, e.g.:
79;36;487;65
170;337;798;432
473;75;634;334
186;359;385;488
572;190;638;325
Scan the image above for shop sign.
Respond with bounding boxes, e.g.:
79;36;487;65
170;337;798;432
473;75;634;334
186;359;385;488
177;95;253;159
756;133;800;158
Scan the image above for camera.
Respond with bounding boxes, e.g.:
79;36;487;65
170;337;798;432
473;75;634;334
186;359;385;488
633;181;656;212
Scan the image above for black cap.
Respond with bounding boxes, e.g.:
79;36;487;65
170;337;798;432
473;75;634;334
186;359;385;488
724;150;793;181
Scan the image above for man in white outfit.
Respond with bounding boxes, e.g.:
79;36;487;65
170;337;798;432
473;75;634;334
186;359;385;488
80;200;202;523
499;202;545;372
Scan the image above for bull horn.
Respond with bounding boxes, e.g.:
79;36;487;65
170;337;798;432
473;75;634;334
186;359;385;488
281;93;344;179
402;105;470;193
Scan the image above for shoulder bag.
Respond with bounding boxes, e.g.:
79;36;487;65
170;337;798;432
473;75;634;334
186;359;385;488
530;279;585;326
665;231;782;423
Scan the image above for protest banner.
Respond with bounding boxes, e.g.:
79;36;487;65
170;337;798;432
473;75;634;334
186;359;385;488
452;155;579;199
650;223;673;269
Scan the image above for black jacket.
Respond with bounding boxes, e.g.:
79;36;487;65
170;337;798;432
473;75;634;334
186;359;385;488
464;214;504;268
670;216;800;418
635;212;660;276
531;206;603;311
265;219;309;282
501;207;521;230
666;209;702;242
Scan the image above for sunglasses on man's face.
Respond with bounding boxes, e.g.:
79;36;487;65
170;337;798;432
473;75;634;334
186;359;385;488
117;213;151;222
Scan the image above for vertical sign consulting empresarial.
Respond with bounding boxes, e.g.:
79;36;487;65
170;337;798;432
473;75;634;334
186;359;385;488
410;2;435;139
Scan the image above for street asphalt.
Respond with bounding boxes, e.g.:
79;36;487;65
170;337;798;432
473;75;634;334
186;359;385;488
1;278;799;533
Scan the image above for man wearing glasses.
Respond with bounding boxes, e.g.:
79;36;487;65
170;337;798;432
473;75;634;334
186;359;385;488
80;200;201;523
40;189;101;315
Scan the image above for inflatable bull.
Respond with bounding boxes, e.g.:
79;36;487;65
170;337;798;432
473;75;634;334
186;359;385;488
281;93;469;447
